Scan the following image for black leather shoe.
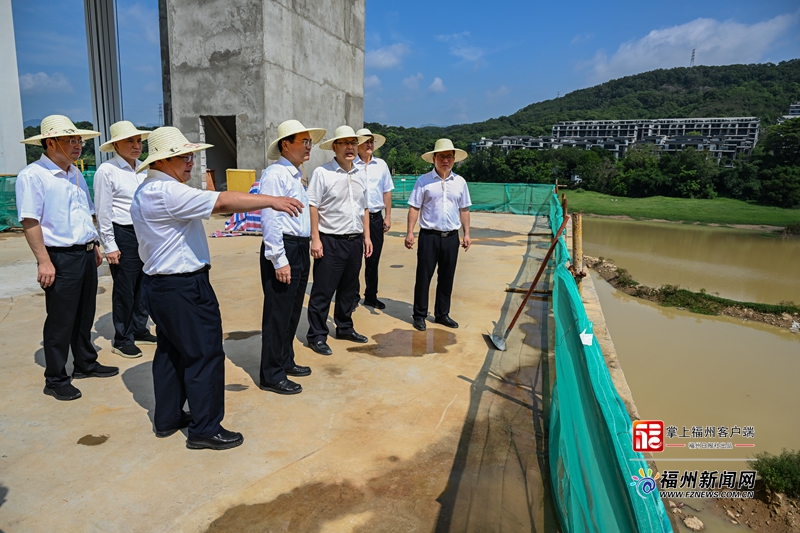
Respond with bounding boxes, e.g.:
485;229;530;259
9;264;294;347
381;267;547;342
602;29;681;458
43;383;82;401
336;331;368;343
363;298;386;309
285;365;311;377
260;379;302;395
155;411;192;438
186;428;244;450
308;341;333;355
73;364;120;379
412;317;427;331
435;315;459;328
134;332;158;344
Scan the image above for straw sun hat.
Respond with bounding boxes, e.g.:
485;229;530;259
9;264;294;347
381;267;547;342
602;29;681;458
135;126;213;173
355;128;386;150
267;120;326;160
21;115;100;145
318;126;370;151
421;138;468;163
99;121;151;153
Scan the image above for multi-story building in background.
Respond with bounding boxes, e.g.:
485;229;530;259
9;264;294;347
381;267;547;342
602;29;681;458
472;116;761;166
777;102;800;124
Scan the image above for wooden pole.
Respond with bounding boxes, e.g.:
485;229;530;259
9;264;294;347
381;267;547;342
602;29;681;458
572;212;584;295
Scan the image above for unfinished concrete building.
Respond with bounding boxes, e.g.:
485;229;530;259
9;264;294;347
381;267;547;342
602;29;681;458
159;0;365;190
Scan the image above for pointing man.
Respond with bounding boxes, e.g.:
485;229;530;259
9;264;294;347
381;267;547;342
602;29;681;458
131;126;304;450
258;120;325;395
354;128;394;309
306;126;372;356
405;139;472;331
17;115;119;401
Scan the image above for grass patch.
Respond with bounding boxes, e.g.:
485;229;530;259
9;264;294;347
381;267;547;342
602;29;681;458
648;285;800;315
561;190;800;226
749;450;800;497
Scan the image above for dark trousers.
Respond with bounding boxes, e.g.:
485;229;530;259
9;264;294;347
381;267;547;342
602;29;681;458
109;223;149;347
306;233;363;343
260;239;310;385
43;247;100;388
413;230;460;320
142;270;225;439
364;213;385;300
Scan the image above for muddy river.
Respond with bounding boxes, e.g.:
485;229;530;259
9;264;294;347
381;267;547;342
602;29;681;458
583;218;800;305
582;218;800;531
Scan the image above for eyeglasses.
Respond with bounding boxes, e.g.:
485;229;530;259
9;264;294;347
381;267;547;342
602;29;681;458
180;154;194;163
59;138;84;147
294;139;313;148
334;140;359;147
435;154;455;161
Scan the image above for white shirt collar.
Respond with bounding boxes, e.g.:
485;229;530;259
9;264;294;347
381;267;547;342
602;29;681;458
330;158;356;173
39;154;74;177
111;153;139;172
276;156;302;178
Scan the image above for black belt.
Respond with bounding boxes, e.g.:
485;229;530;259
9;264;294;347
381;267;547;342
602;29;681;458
282;234;311;243
46;241;98;252
369;211;383;219
149;264;210;278
320;232;363;241
421;229;458;238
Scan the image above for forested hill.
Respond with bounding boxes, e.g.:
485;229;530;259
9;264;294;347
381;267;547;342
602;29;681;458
366;59;800;158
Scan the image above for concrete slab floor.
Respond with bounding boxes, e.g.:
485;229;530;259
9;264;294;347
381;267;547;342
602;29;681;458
0;210;560;533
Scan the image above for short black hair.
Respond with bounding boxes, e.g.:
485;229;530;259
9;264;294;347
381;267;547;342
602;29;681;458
279;134;296;155
40;139;49;149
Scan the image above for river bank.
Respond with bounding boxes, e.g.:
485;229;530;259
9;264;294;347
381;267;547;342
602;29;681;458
562;190;800;227
585;255;800;332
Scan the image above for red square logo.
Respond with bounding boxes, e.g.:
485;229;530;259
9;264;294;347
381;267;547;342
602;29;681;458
633;420;664;452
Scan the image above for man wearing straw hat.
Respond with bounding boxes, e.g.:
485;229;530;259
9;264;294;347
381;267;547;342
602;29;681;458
131;126;304;450
305;126;372;356
258;119;325;395
17;115;120;401
95;121;157;359
354;128;394;310
405;138;472;332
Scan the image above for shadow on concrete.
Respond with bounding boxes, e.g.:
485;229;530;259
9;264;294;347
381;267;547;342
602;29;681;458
224;333;262;386
94;312;114;342
358;296;414;325
0;483;7;508
434;216;560;533
203;440;458;533
121;360;155;424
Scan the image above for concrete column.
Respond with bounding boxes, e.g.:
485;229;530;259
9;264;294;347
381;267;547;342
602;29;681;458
0;0;27;174
84;0;122;164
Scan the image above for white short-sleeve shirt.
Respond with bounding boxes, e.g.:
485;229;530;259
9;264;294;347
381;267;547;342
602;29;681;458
354;156;394;212
15;155;98;247
130;169;220;275
407;170;472;232
306;159;367;235
94;154;144;253
259;157;311;268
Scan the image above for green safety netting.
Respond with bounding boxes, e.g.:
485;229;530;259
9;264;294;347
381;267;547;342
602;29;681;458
0;171;95;232
392;176;553;215
547;192;673;533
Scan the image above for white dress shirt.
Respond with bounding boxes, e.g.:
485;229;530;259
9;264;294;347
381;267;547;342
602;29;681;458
307;159;368;235
130;169;220;275
259;157;311;268
94;154;144;253
354;156;394;212
408;170;472;232
15;155;98;247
